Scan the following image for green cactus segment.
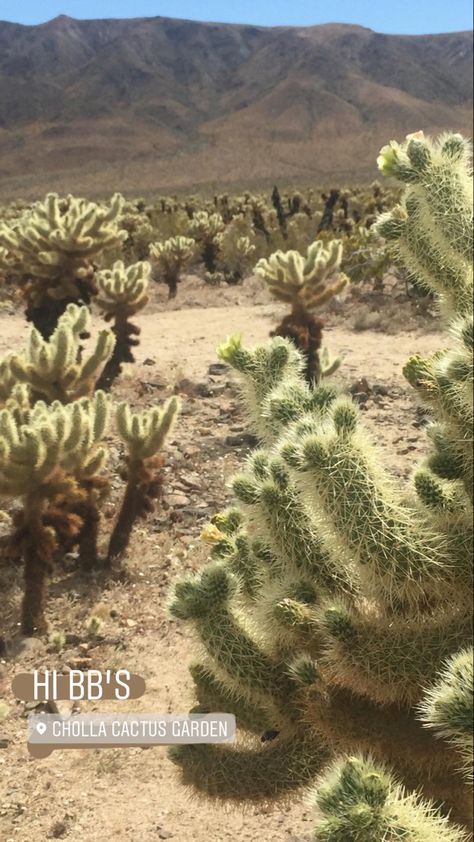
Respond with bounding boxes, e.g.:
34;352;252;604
376;132;473;317
170;735;329;802
6;304;114;403
419;649;473;783
312;755;468;842
96;259;150;318
189;663;275;734
255;239;348;384
116;396;179;461
233;452;354;595
170;564;292;703
319;603;472;705
217;335;305;441
289;406;448;604
107;397;180;562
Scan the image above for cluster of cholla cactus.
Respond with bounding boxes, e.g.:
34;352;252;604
255;240;349;383
94;260;150;389
0;309;179;634
187;211;224;273
0;193;127;336
169;133;473;838
149;236;196;298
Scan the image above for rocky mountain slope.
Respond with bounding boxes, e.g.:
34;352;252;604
0;15;472;197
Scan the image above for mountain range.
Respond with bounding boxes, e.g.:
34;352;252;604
0;15;472;199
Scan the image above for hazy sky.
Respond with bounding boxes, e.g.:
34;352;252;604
1;0;473;33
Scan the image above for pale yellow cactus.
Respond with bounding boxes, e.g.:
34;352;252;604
149;236;196;297
256;239;349;314
116;396;180;461
0;192;127;336
95;259;150;319
7;303;115;403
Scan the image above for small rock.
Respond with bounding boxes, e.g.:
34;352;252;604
142;358;156;366
351;392;369;406
164;493;191;507
158;831;174;840
0;738;10;749
372;383;389;396
225;433;259;447
49;820;68;838
208;363;229;376
349;377;371;396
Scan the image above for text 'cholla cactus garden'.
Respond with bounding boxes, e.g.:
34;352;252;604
169;133;473;840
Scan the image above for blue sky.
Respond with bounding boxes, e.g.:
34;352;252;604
1;0;472;33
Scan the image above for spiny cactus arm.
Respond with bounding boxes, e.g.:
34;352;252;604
319;347;342;379
377;132;473;317
419;648;473;783
233;454;354;595
317;600;472;706
116;397;179;461
217;336;305;438
260;380;339;444
378;132;472;261
8;306;115;403
189;663;276;734
170;564;293;706
312;755;468;842
169;733;329;803
283;399;451;606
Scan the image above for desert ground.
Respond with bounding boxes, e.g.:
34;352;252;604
0;274;443;841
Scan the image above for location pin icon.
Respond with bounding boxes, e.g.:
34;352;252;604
36;721;47;736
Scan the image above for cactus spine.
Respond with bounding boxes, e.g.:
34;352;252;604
170;133;473;837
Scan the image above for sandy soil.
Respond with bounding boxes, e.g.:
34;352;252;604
0;278;444;842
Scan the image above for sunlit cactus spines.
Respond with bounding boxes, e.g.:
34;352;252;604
107;397;180;562
95;259;150;389
376;131;473;318
311;755;469;842
0;391;110;633
255;239;349;383
169;132;473;835
0;192;127;336
419;648;473;784
5;304;114;404
149;235;196;298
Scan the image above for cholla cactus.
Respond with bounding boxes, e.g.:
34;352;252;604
255;240;349;383
5;304;114;404
95;260;149;389
169;133;473;836
0;193;127;336
107;397;180;561
0;392;110;633
312;756;468;842
149;236;196;298
187;212;224;273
